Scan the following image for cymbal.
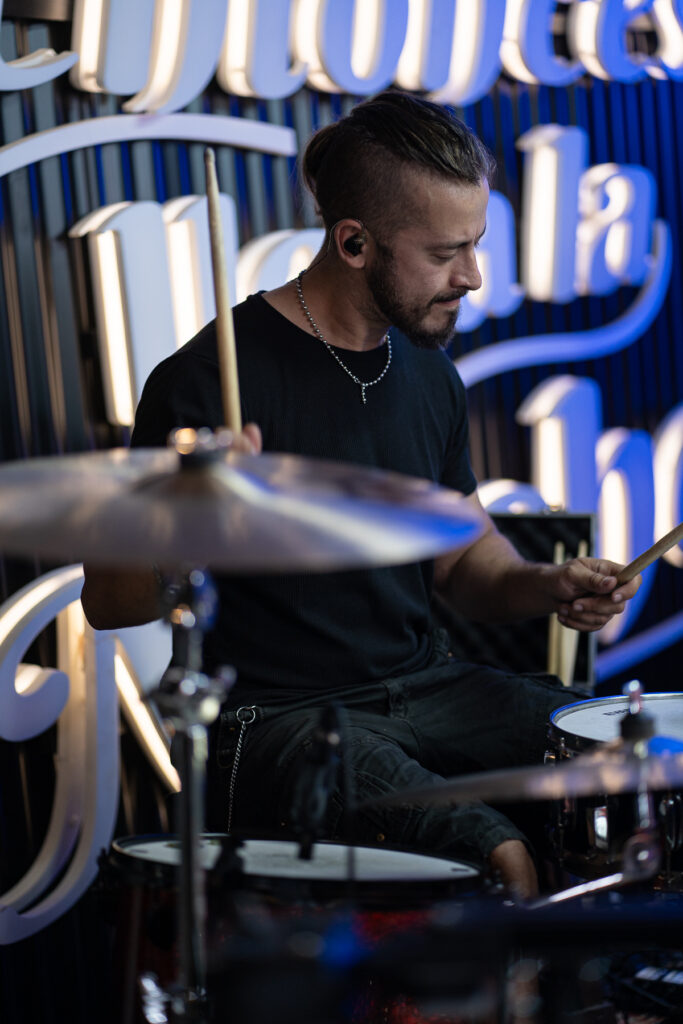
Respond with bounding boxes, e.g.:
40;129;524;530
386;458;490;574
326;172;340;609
363;743;683;808
0;447;481;571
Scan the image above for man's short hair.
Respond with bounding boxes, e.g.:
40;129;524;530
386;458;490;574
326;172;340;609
301;90;495;239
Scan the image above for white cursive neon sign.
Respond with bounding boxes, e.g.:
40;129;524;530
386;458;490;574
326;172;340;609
3;1;683;112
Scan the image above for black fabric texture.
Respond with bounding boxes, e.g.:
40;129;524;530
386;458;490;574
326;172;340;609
131;292;477;699
209;628;587;865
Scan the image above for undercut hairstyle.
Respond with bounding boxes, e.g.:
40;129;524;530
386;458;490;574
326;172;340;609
301;90;496;241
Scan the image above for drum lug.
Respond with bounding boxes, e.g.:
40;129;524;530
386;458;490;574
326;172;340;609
659;794;683;852
590;806;610;852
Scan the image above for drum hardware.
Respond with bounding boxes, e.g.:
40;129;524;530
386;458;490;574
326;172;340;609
530;831;662;909
363;683;683;811
358;740;683;810
290;703;342;861
0;427;482;1023
531;684;662;908
620;678;656;743
660;793;683;862
360;685;683;908
0;438;482;572
545;686;683;891
110;833;484;1024
143;559;235;1023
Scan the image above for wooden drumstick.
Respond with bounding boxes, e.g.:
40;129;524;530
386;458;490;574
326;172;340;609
559;539;586;686
547;540;564;677
614;521;683;586
204;147;242;435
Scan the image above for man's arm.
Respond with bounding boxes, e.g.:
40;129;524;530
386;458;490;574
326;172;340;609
81;566;161;629
434;491;641;632
81;424;263;631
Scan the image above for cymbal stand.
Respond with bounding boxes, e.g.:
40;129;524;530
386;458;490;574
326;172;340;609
529;831;661;909
142;566;235;1023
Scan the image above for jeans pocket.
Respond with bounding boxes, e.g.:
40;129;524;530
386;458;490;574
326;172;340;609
216;705;262;768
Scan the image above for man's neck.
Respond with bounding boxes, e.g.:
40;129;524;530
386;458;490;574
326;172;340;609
263;262;389;352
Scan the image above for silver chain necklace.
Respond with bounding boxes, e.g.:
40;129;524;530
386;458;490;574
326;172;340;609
295;271;392;405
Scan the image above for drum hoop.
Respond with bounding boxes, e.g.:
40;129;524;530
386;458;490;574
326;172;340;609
549;692;683;753
108;834;481;891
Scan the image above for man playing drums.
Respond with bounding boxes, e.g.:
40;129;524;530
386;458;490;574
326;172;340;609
81;90;640;899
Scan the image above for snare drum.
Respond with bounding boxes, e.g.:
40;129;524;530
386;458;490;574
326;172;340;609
110;833;480;903
547;693;683;884
107;835;482;1022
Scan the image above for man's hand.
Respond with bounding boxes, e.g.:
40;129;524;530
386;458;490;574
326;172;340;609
549;556;641;632
434;491;642;631
230;423;262;454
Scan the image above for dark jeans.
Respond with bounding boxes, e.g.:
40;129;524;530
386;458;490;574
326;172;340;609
210;631;587;870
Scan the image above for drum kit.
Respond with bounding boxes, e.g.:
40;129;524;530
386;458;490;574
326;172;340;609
2;152;683;1022
1;428;683;1023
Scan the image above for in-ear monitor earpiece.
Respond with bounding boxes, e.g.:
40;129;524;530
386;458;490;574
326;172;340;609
343;234;365;256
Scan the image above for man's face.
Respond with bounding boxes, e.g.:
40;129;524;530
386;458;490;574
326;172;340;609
365;174;489;349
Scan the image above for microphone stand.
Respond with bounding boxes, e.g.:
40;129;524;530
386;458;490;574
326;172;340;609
291;703;341;861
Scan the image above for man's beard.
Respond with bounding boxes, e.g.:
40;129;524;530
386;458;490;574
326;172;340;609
366;248;467;350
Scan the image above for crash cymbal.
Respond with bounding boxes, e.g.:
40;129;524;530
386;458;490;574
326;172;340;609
363;742;683;808
0;444;481;571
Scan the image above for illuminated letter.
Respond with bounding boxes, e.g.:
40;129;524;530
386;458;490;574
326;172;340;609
516;376;601;512
396;0;504;103
501;0;583;85
70;0;155;94
293;0;409;94
218;0;307;98
596;428;655;642
124;0;229;114
576;164;656;296
518;124;588;303
567;0;655;82
653;404;683;567
0;569;119;943
70;202;177;426
164;195;239;347
236;228;325;300
73;202;318;426
458;190;524;332
0;0;76;90
478;479;548;513
650;0;683;80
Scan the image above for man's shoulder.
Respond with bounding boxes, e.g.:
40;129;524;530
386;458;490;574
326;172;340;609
395;334;467;392
182;292;293;360
184;293;260;347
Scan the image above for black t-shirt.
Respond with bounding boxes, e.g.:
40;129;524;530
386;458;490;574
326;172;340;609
132;293;477;700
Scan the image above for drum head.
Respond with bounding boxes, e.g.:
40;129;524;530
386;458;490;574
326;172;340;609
235;839;478;884
111;834;227;873
109;835;479;901
551;693;683;749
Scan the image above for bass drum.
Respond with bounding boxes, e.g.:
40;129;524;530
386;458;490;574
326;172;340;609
106;834;486;1024
546;693;683;887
